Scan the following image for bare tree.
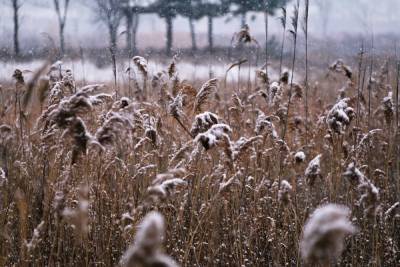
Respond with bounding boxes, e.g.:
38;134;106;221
53;0;70;57
10;0;22;57
93;0;123;96
121;0;142;56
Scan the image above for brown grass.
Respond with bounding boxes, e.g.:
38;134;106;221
0;54;399;267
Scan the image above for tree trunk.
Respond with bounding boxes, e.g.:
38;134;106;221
165;16;173;56
207;16;213;54
132;13;139;55
59;23;65;57
241;12;247;27
126;12;133;57
109;27;118;98
189;17;197;52
264;11;268;69
110;29;118;62
12;0;20;57
53;0;70;58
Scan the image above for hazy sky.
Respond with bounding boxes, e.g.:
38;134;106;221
0;0;399;50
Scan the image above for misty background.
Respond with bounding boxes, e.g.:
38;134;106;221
0;0;399;83
1;0;399;52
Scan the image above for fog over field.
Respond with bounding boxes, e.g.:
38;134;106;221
1;0;399;50
1;1;400;266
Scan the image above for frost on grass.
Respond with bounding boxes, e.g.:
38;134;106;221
385;202;400;221
326;98;354;134
255;110;278;139
25;221;45;254
343;162;365;186
120;211;178;267
190;111;219;137
147;178;187;202
195;123;232;150
305;154;322;186
62;185;90;238
278;180;292;205
294;151;306;163
343;162;380;218
300;204;356;264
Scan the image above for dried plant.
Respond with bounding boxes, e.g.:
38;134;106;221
2;17;400;267
193;78;218;113
326;98;355;134
195;123;231;150
190;111;219;137
305;154;322;186
300;204;356;264
278;180;292;205
329;59;353;79
120;211;178;267
62;185;90;238
25;221;45;254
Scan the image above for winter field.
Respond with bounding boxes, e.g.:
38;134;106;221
1;0;400;266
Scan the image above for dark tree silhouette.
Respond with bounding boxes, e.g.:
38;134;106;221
179;0;230;54
151;0;182;56
53;0;70;57
120;0;147;56
93;0;123;96
179;0;201;52
10;0;22;57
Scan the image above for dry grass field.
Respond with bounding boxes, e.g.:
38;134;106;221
0;45;399;267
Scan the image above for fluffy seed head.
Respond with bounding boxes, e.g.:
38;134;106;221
301;204;356;264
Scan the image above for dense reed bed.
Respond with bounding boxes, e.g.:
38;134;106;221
0;50;399;267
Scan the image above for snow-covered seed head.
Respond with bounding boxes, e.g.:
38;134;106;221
385;202;400;221
147;178;187;201
62;185;90;237
278;180;292;205
190;111;219;137
195;123;232;150
343;162;365;186
329;59;352;79
255;111;278;139
70;117;93;164
294;151;306;163
256;69;269;88
168;92;184;119
193;78;218;113
119;97;131;109
300;204;356;264
0;168;7;187
120;211;178;267
26;221;45;253
358;180;380;218
382;92;393;125
305;154;322;186
326;98;354;134
132;56;148;77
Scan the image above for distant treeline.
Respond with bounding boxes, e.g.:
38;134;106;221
7;0;290;59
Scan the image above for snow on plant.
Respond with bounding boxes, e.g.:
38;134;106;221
301;204;356;264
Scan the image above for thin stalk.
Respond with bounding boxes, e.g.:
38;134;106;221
264;0;269;71
367;40;374;182
279;7;287;78
396;62;399;130
356;42;364;127
110;46;118;99
303;0;310;144
281;0;300;141
395;61;399;199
